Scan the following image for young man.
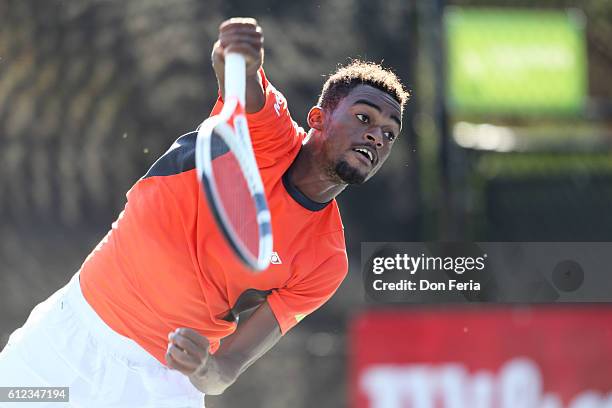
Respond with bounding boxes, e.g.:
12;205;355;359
0;18;408;407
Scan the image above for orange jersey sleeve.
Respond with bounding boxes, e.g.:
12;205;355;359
266;230;348;334
210;68;303;169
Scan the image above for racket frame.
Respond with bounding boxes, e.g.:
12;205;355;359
195;53;273;271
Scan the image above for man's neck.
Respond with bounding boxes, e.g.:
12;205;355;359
287;141;347;204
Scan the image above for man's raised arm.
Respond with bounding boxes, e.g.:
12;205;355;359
211;17;266;114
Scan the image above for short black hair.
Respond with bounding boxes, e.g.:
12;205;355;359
317;60;409;114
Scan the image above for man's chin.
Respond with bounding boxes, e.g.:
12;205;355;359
335;160;367;185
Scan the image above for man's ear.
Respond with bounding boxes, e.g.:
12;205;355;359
307;106;325;131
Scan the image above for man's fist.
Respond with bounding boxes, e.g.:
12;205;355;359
212;17;264;77
165;328;210;376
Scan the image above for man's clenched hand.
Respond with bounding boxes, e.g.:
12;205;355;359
166;327;239;395
165;328;210;376
211;17;266;113
212;17;264;77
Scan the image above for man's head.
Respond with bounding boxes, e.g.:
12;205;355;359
307;60;410;185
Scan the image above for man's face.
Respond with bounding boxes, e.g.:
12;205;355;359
321;85;402;185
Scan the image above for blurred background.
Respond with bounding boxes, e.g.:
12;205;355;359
1;0;612;407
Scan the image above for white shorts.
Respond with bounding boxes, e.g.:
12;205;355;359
0;273;205;408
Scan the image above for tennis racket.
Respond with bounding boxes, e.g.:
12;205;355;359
195;53;273;271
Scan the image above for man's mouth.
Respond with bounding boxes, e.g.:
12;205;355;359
352;146;375;165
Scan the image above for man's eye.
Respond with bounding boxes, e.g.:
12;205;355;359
356;114;369;124
385;131;396;141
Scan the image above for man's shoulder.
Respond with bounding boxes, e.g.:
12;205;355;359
125;131;200;211
310;203;347;254
319;200;345;235
276;201;346;265
308;220;349;276
142;131;198;179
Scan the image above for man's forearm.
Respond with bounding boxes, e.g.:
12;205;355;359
185;301;281;395
215;70;266;114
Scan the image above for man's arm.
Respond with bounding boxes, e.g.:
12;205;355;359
166;301;281;395
166;239;347;394
212;17;266;114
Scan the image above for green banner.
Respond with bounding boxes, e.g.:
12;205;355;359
445;7;588;116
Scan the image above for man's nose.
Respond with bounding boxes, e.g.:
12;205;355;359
365;129;383;148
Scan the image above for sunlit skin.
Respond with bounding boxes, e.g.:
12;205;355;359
288;84;402;203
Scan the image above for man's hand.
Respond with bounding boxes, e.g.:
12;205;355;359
165;328;210;377
166;327;240;395
211;17;266;113
212;17;264;77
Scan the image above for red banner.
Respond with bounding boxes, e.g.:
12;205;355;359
350;307;612;408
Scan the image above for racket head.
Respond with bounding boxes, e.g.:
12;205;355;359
195;98;273;271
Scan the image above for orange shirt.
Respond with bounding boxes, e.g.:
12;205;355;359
79;70;348;365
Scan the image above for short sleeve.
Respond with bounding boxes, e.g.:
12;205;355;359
209;68;304;168
266;231;348;334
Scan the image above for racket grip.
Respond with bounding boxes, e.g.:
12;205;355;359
224;53;246;106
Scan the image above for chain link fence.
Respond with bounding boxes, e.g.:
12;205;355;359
442;0;612;242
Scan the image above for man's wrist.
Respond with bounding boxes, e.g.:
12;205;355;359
245;70;266;114
188;354;239;395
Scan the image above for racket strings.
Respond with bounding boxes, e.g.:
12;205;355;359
211;133;260;258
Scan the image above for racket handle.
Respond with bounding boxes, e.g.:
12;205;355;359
224;53;246;106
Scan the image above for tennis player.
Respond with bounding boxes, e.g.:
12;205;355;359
0;17;408;407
